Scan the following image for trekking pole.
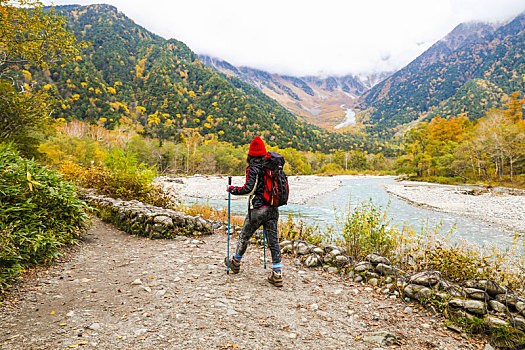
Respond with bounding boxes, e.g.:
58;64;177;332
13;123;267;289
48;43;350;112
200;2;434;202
262;228;267;269
226;176;232;274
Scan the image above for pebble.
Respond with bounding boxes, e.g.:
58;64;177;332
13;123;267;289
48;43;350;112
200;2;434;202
310;303;319;311
131;279;142;286
404;306;413;313
88;323;101;331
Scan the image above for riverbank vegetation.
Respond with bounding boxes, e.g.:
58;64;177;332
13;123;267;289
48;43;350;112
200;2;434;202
0;144;90;292
397;93;525;188
281;198;525;293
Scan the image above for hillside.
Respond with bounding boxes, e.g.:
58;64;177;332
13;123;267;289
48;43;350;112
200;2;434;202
200;55;392;129
36;4;365;151
355;14;525;137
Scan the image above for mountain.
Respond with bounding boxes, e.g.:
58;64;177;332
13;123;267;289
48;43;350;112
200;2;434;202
354;14;525;138
199;55;391;129
37;4;369;152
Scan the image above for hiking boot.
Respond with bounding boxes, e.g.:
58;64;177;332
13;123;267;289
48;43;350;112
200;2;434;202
268;270;283;287
224;257;240;274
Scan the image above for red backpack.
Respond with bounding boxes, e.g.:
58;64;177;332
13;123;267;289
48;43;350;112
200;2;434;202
262;152;289;207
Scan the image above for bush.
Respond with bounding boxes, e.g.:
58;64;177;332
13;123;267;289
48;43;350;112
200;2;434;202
338;200;396;261
279;214;324;245
0;143;89;291
59;148;172;208
320;163;344;174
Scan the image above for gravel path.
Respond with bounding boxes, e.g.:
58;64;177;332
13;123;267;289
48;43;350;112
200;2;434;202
385;181;525;235
0;218;486;349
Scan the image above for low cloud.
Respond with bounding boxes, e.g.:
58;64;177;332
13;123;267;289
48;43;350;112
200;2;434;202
47;0;525;76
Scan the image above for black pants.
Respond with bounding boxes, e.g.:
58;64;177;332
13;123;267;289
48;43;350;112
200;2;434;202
234;206;281;265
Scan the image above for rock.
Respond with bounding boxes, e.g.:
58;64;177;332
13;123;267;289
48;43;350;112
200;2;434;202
415;287;432;300
88;323;101;331
384;276;395;284
326;267;339;274
435;292;450;301
354;261;374;273
403;284;427;299
281;244;293;254
485;315;508;329
513;315;525;331
449;298;466;308
496;293;525;308
365;253;391;266
131;279;143;286
464;299;487;315
66;310;75;317
354;275;363;283
312;247;324;255
449;298;486;314
439;279;465;297
334;255;349;267
293;258;301;266
465;288;488;301
516;301;525;315
464;280;506;297
362;331;397;346
280;240;292;247
488;300;508;313
155;289;166;297
309;303;319;311
376;263;393;276
296;243;311;255
154;215;172;226
368;278;379;286
305;254;321;268
191;239;201;244
403;306;413;314
484;344;495;350
409;271;441;286
324;245;344;254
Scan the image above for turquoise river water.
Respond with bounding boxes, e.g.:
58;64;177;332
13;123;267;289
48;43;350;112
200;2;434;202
184;176;513;246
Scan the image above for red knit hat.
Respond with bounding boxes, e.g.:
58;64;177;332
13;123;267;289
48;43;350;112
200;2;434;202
248;136;267;156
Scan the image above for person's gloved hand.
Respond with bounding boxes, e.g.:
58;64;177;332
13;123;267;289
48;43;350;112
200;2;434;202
226;185;233;193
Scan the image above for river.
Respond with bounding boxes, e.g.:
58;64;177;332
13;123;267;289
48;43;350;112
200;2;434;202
334;108;356;129
182;176;514;246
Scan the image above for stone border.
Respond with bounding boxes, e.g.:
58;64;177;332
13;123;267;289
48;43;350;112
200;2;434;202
81;191;219;238
280;239;525;347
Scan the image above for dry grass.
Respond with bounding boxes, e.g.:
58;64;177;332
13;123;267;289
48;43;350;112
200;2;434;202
179;203;244;227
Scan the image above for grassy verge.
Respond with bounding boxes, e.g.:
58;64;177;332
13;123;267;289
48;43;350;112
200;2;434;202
186;197;525;293
0;144;90;293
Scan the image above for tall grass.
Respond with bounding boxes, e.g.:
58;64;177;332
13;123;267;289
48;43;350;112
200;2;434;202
0;143;90;291
333;199;525;292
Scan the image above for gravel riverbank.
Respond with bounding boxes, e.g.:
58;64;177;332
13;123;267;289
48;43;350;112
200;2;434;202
158;175;343;205
384;181;525;235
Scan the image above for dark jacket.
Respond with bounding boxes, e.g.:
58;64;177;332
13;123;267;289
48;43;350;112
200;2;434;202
229;160;267;209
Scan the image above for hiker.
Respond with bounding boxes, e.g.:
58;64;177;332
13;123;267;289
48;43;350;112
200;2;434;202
226;136;284;287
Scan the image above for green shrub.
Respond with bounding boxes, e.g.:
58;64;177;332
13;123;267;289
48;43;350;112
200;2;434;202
339;200;396;261
0;143;90;291
279;214;324;246
59;148;172;208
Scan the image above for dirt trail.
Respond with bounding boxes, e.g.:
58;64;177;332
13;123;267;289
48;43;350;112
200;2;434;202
0;218;485;349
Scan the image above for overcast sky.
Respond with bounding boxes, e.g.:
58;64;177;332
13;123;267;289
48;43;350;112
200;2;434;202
46;0;525;77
